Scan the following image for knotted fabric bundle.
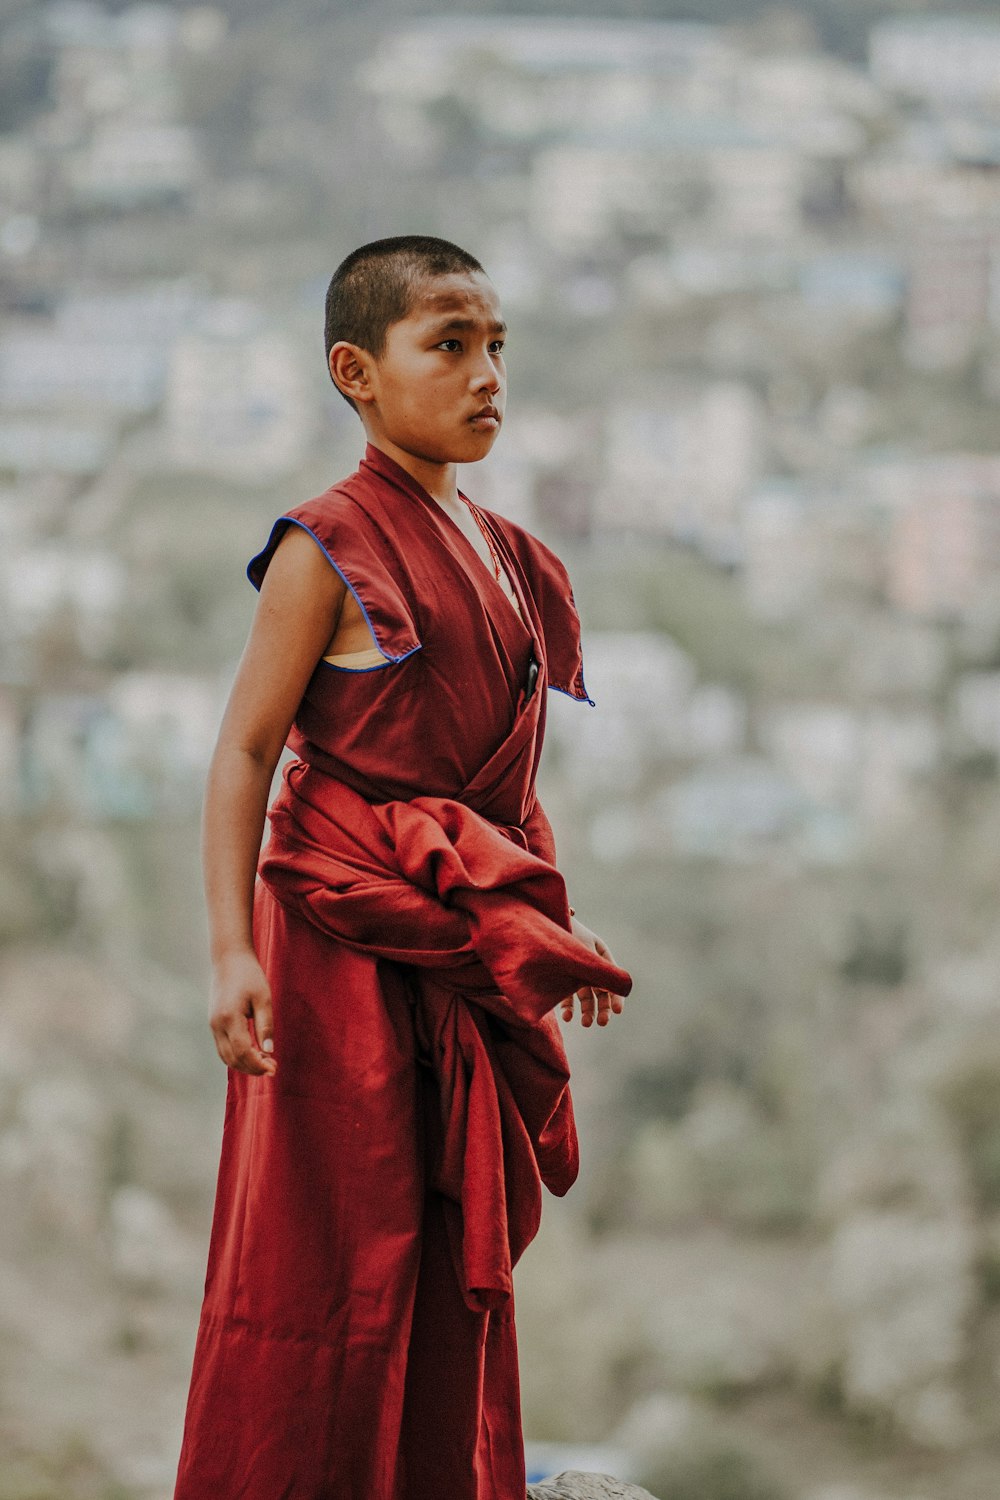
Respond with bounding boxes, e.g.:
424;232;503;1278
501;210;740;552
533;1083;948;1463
259;758;633;1312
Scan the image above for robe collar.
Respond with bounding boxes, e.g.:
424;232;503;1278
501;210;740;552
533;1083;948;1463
360;442;537;652
360;440;455;515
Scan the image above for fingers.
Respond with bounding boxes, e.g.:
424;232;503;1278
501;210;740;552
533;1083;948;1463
212;1012;277;1075
559;986;626;1027
252;990;275;1061
210;994;278;1077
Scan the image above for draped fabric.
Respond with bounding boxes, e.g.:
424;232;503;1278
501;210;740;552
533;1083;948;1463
173;444;631;1500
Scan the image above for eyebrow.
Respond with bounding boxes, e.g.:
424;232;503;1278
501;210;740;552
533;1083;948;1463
427;317;507;337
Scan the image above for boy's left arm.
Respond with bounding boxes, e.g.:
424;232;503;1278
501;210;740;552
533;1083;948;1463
522;795;626;1029
562;913;626;1029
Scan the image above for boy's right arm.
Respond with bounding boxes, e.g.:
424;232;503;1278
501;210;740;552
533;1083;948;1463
203;525;347;1076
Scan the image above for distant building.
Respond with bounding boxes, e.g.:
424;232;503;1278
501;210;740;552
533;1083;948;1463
953;672;1000;758
56;280;208;342
0;686;22;813
0;543;123;650
17;671;224;819
107;671;222;798
741;482;824;620
545;629;746;792
651;754;860;865
870;17;1000;110
19;692;146;819
885;456;1000;620
363;17;732;122
758;701;939;834
596;381;765;553
0;419;116;475
798;252;904;324
758;702;864;807
857;707;941;836
164;302;314;482
904;215;1000;370
530;143;657;254
705;141;808;241
0;328;165;413
65;123;203;209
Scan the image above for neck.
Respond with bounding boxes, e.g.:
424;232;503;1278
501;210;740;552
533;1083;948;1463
365;435;459;511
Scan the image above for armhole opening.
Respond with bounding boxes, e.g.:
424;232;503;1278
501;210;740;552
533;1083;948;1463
248;516;423;668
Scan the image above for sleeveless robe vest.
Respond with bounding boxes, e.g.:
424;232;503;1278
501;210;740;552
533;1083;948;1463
172;442;630;1500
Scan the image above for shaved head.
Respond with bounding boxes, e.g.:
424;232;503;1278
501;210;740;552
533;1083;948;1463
325;235;486;410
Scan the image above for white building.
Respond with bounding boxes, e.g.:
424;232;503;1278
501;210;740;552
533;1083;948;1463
0;544;123;649
164;302;314;482
705;141;808;241
904;215;1000;370
870;17;1000;110
952;672;1000;758
740;482;825;620
65;123;202;209
0;329;165;413
884;456;1000;620
362;17;732;126
0;419;116;475
758;702;864;807
107;671;223;791
596;381;765;550
545;629;746;792
530;143;659;254
657;756;799;855
56;279;208;342
758;701;939;834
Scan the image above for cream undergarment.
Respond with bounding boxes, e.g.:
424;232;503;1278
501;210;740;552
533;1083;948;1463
323;560;523;667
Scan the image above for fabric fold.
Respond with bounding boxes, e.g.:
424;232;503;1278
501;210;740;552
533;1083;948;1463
260;758;632;1311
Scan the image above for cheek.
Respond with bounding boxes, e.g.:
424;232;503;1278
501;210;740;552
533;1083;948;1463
405;372;453;413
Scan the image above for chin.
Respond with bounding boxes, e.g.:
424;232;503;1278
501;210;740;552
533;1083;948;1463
462;429;501;461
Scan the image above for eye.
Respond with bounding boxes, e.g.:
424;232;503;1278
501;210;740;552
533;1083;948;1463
490;340;506;355
436;338;462;352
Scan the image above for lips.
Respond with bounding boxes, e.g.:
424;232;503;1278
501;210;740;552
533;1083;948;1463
470;406;500;424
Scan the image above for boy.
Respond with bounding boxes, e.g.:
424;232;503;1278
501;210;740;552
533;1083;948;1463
173;235;632;1500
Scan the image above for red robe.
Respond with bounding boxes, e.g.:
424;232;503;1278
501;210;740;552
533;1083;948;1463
173;443;632;1500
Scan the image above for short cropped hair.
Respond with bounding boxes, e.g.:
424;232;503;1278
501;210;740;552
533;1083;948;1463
324;235;485;411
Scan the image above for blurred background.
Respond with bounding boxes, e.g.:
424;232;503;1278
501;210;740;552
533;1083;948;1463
2;0;1000;1496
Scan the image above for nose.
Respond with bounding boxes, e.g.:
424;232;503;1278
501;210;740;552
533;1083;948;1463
470;346;502;396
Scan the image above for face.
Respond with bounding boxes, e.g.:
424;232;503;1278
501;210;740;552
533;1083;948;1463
338;270;507;465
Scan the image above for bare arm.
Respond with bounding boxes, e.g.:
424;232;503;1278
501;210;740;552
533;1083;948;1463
204;526;347;1075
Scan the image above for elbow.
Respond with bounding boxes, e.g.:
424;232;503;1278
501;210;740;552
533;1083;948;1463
210;731;285;786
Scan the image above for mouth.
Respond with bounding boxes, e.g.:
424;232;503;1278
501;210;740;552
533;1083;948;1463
469;407;501;430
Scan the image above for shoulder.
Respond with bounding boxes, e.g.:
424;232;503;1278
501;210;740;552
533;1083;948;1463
247;475;394;593
246;473;422;662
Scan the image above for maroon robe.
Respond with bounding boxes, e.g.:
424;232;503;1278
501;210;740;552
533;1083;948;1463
173;442;632;1500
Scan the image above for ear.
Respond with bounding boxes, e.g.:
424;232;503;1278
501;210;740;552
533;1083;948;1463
329;341;376;406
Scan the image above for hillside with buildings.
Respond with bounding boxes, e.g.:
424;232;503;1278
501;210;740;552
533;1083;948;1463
3;3;1000;1497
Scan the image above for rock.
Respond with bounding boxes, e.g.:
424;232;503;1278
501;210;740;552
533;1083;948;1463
528;1474;659;1500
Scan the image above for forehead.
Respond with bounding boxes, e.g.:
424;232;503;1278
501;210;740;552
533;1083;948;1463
401;270;503;328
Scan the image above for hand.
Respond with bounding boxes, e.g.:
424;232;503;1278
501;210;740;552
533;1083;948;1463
560;915;626;1028
208;948;278;1076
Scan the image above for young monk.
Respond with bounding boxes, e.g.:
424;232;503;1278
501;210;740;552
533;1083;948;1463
173;234;632;1500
